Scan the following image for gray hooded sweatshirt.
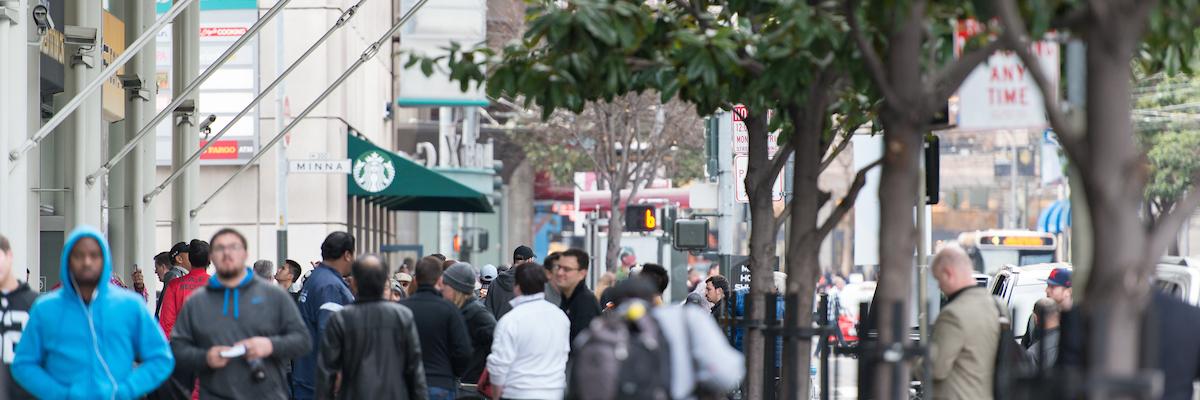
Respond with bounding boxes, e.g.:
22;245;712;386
171;269;311;399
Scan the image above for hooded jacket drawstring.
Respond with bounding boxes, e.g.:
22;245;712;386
213;268;254;320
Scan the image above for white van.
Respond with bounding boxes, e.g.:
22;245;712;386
988;263;1071;340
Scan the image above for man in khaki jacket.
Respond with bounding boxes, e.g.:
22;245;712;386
923;245;1001;399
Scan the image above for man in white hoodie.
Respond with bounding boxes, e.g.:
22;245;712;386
487;262;570;400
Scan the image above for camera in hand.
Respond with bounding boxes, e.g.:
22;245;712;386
247;358;267;383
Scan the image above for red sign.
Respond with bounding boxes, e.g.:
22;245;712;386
200;140;240;160
200;27;248;37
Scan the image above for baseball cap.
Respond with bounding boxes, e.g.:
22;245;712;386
513;245;535;262
169;242;189;259
480;264;498;283
396;272;413;283
1043;267;1072;288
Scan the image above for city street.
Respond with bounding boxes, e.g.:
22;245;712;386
2;0;1200;399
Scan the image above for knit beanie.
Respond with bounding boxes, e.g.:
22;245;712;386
443;262;478;294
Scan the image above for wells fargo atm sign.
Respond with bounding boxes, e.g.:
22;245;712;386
199;140;254;160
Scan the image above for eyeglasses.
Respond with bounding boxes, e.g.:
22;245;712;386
212;244;245;253
558;265;582;274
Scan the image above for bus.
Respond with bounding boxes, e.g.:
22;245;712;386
957;230;1057;275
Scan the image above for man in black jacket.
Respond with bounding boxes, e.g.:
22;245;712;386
401;256;473;400
318;255;427;400
554;249;601;343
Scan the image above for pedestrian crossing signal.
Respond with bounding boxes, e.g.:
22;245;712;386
625;205;657;232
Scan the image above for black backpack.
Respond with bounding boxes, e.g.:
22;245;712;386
568;301;672;400
993;299;1034;400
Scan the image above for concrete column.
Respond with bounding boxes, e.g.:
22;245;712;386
108;113;128;275
119;0;157;309
25;1;41;288
171;0;199;241
1;0;34;284
67;0;103;230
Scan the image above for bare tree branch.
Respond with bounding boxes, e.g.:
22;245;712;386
927;38;1004;106
1147;178;1200;262
995;0;1090;169
845;0;902;108
760;142;795;189
819;129;856;174
815;158;882;240
774;199;793;238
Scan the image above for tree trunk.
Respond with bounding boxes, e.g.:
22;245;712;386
872;111;922;400
1080;11;1154;398
607;189;625;272
783;118;823;399
872;12;926;400
743;111;778;400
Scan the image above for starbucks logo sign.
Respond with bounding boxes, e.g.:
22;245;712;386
352;150;396;193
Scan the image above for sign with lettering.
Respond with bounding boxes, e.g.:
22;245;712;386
730;105;780;156
290;159;352;174
954;19;1060;130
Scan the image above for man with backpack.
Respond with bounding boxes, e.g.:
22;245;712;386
922;245;1000;399
636;264;745;399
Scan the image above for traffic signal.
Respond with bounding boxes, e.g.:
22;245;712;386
624;205;658;232
673;219;709;251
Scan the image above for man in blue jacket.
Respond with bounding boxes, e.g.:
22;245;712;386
13;226;174;399
292;232;356;399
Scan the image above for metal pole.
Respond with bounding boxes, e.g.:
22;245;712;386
171;0;199;242
1010;140;1019;229
916;136;932;396
142;1;369;202
191;0;431;217
9;0;197;162
275;3;288;272
90;0;295;184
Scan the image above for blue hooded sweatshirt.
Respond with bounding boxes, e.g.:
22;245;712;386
12;227;175;399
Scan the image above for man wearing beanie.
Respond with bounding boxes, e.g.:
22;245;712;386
439;263;497;399
401;257;473;399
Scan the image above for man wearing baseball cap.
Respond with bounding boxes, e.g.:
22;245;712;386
1043;267;1072;311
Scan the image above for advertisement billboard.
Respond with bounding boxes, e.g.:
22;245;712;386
154;0;259;165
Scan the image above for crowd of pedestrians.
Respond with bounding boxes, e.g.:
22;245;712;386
0;227;746;399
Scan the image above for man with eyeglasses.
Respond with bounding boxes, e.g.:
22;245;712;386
170;228;311;399
553;249;601;343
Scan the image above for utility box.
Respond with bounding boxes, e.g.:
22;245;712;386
673;219;709;251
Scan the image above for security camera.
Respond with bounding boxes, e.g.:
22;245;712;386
198;114;216;140
32;4;52;37
62;25;96;47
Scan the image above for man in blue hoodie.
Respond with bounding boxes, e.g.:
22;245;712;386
292;231;356;399
12;226;175;399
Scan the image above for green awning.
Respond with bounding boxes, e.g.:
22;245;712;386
347;134;493;213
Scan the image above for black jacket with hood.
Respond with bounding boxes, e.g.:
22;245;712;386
483;268;561;320
317;298;428;400
170;270;312;399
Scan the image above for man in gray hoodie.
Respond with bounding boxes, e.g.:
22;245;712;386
171;228;312;399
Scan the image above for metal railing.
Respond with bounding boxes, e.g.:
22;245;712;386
10;0;199;162
189;0;431;217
